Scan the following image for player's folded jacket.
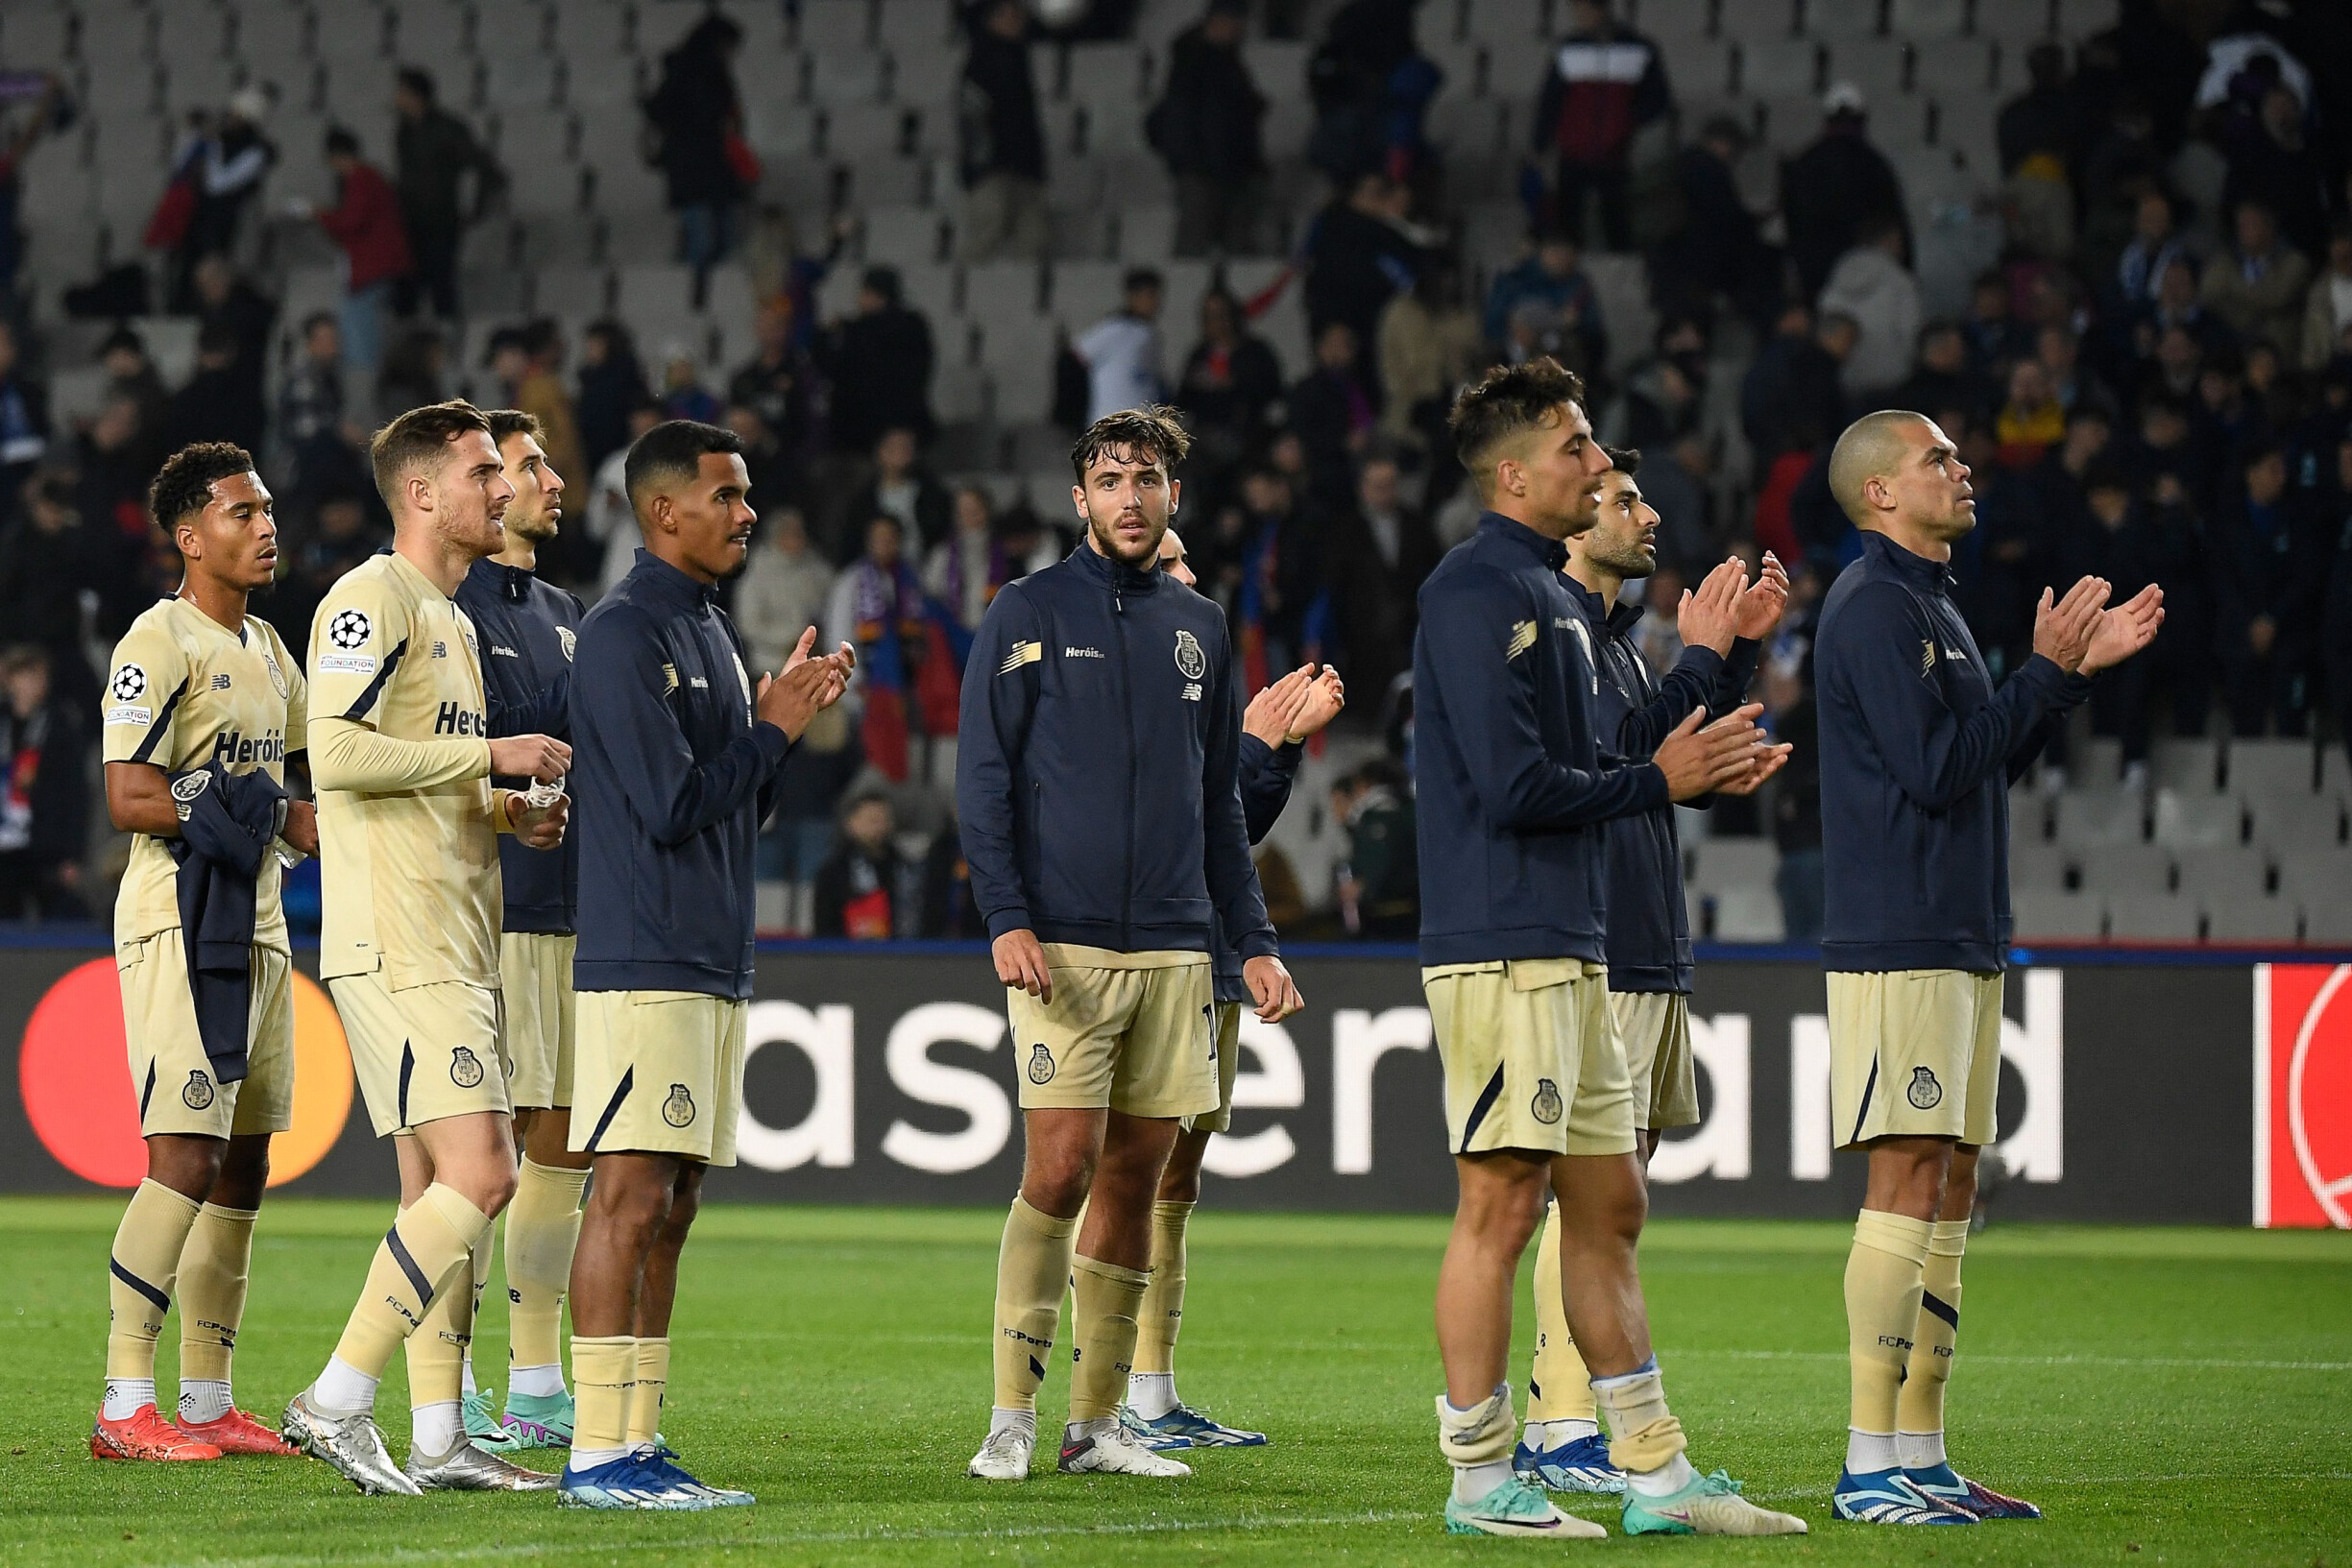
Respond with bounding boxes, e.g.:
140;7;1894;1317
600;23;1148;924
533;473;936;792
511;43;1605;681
954;540;1274;962
1412;514;1667;967
570;551;792;1000
164;760;288;1083
1813;532;2091;974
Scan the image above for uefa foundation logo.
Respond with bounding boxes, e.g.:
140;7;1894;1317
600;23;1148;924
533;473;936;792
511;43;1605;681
2254;964;2352;1228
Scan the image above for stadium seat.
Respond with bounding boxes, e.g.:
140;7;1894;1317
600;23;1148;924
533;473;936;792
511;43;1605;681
2009;838;2071;891
1800;0;1887;39
1912;36;1999;98
1462;2;1546;51
2103;893;2199;942
985;342;1055;424
2052;786;2144;847
2151;789;2243;849
2053;0;2120;36
889;47;961;113
1422;35;1489;99
878;0;958;57
1687;835;1778;893
1737;37;1822;96
1710;884;1787;941
156;5;230;62
2150;735;2223;793
2201;887;2299;944
2249;790;2347;855
2010;888;2100;941
1635;0;1717;42
796;0;874;53
0;6;73;71
2173;845;2270;902
534;265;613;318
1049;259;1125;333
2070;734;2123;786
617;262;695;323
864;205;949;266
934;358;987;422
1828;37;1911;104
1115;205;1176;262
2228;737;2318;798
2321;745;2352;802
485;50;562;109
2009;781;2050;841
1975;0;2055;44
2075;840;2170;899
1887;0;1968;39
809;49;891;108
1718;0;1800;41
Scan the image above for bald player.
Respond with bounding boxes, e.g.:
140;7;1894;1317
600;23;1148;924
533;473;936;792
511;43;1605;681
1813;411;2161;1526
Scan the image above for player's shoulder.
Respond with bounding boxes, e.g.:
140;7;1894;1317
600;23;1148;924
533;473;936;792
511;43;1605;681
1816;568;1923;644
112;598;188;660
105;604;188;710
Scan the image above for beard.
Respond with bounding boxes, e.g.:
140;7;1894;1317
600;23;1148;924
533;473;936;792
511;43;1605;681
1087;507;1166;567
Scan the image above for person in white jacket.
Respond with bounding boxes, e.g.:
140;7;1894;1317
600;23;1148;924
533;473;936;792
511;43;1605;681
1817;214;1923;401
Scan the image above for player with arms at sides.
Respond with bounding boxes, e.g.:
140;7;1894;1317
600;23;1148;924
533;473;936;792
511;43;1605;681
559;421;852;1510
1814;411;2160;1525
958;406;1301;1483
1413;360;1804;1539
1123;526;1345;1452
1517;448;1791;1493
452;410;590;1452
94;443;317;1462
280;401;570;1495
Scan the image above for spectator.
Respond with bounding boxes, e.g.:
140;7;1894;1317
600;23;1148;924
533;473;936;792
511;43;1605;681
1740;302;1847;467
0;644;87;920
1961;269;2033;373
723;401;790;514
1303;171;1424;360
2213;440;2327;736
1652;113;1777;328
1482;232;1606;374
841;427;953;564
1765;641;1823;943
2221;82;2328;259
1376;256;1484;460
2063;464;2210;767
2037;323;2116;423
726;302;811;465
1598;318;1707;450
658;345;720;425
588;398;666;596
97;326;170;470
923;486;1008;633
577;319;652;473
376;323;448;416
269;490;381;662
1330;758;1417;938
0;77;62;302
1324;449;1440;699
644;12;749;285
1288;320;1378;500
1148;0;1268;255
1998;43;2081;178
1529;0;1671;250
507;320;586;498
392;66;500;320
917;809;981;937
0;472;93;699
2322;437;2352;763
0;320;50;523
163;88;277;312
291;127;411;397
1782;84;1907;302
1893;321;1988;422
2114;190;2188;312
826;513;933;781
737;506;836;676
958;0;1049;262
757;699;861;911
1815;212;1922;399
74;398;161;638
1175;289;1285;460
191;254;276;410
2200;199;2313;354
1074;268;1166;423
1305;0;1441;187
164;323;267;456
2300;226;2352;371
1994;357;2066;464
819;266;936;451
1636;432;1721;575
812;791;910;940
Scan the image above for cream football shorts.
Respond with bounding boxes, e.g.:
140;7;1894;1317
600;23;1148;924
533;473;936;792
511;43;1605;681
1612;990;1700;1133
1179;1001;1245;1135
1006;945;1218;1120
1827;969;2002;1149
500;931;576;1111
1422;958;1637;1158
330;971;510;1137
118;929;295;1140
571;990;747;1166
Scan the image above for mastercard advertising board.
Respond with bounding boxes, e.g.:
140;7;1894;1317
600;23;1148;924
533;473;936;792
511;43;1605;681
2254;964;2352;1228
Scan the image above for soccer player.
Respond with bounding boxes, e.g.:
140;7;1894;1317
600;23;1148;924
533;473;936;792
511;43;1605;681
958;406;1301;1483
1517;448;1791;1495
1413;360;1803;1538
560;420;851;1510
94;443;315;1461
1125;527;1345;1451
1815;410;2160;1525
280;401;570;1495
453;409;590;1452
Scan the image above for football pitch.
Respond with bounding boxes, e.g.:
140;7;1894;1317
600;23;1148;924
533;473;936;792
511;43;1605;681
1;1200;2346;1567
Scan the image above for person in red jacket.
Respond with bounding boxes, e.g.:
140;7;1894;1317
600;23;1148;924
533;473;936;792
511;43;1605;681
291;129;412;410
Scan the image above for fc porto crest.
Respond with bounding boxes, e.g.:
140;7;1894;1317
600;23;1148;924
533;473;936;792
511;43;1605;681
182;1070;215;1110
663;1083;697;1127
1027;1043;1056;1085
449;1046;486;1088
171;771;211;821
261;648;290;698
1531;1077;1564;1125
1906;1065;1943;1110
1173;629;1206;681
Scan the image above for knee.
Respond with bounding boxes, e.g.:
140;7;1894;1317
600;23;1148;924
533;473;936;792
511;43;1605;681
469;1164;521;1218
658;1185;701;1249
1022;1146;1099;1218
1155;1151;1203;1206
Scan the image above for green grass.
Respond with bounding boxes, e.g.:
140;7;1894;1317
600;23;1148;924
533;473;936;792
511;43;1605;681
2;1199;2348;1567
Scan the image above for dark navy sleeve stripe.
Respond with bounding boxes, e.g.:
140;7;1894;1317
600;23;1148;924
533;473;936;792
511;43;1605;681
127;679;190;764
341;638;410;721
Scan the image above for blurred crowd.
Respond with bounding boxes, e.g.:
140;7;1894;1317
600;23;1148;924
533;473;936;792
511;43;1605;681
0;0;2349;941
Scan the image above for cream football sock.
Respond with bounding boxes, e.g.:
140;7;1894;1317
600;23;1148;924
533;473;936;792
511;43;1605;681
505;1158;588;1388
104;1180;203;1419
1067;1256;1150;1430
1525;1198;1598;1440
175;1201;257;1424
1128;1199;1192;1418
570;1335;637;1470
1593;1357;1695;1497
326;1185;488;1396
1896;1218;1969;1470
626;1337;669;1449
404;1204;487;1454
1437;1382;1517;1504
1845;1209;1932;1475
991;1197;1077;1414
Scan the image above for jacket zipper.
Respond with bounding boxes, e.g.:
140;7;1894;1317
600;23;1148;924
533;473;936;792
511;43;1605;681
1112;577;1136;950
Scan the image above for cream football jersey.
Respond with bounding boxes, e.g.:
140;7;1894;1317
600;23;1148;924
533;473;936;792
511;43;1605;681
306;551;506;990
103;598;308;950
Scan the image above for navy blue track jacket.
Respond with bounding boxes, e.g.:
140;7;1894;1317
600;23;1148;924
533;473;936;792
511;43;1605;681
1412;514;1669;966
572;551;791;999
1212;733;1301;1003
456;558;582;935
956;538;1276;961
1814;531;2089;973
1562;576;1758;994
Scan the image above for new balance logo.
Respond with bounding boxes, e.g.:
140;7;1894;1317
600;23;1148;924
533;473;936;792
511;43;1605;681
999;640;1042;675
210;673;231;690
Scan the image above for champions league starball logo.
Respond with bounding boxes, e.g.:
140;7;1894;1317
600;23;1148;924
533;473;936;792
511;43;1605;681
110;664;147;702
326;609;372;651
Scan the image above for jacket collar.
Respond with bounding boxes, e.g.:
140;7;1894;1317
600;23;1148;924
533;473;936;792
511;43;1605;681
464;556;535;603
1067;534;1163;595
1862;529;1957;594
629;547;722;608
1478;511;1569;572
1559;571;1647;639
